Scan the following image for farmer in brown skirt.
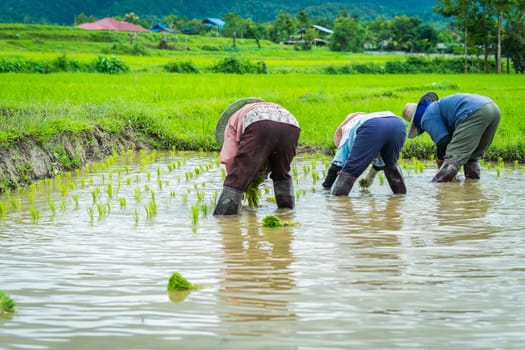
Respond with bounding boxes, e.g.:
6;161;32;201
402;92;501;182
213;98;301;216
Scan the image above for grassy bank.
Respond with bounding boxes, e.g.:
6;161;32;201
1;72;524;161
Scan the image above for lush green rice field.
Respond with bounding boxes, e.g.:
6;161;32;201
0;72;524;160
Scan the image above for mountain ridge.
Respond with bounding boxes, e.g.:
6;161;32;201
0;0;440;26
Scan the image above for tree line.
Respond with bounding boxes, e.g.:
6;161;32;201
75;0;525;74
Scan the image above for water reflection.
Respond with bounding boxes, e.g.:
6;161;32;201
433;182;500;243
216;213;296;327
325;195;404;276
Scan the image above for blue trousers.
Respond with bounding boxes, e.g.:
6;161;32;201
341;117;406;177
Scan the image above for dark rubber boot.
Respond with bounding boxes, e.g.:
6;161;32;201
464;159;481;180
330;172;356;196
384;164;407;194
322;164;342;189
213;187;243;216
432;159;460;183
273;178;295;209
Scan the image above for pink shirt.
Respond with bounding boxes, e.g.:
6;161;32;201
219;102;299;173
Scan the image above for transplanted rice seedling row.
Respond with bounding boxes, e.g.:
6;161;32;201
0;150;523;226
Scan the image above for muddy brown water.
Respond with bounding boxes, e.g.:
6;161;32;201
1;152;524;349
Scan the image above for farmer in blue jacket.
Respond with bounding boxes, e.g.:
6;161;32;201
402;92;501;182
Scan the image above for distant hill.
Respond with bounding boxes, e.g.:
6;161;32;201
0;0;442;26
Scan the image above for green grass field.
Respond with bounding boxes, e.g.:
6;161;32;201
1;24;524;161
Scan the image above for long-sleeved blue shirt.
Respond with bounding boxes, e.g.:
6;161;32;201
421;93;494;145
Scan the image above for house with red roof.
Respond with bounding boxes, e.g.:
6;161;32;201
77;17;149;32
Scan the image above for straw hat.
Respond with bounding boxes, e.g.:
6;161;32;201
402;92;439;138
215;97;264;146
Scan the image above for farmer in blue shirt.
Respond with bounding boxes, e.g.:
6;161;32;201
402;92;501;182
322;111;407;196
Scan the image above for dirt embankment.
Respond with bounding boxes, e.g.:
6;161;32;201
0;125;153;192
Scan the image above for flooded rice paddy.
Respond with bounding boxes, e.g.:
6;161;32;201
1;151;524;350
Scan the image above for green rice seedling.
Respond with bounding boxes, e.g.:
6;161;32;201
157;167;161;178
135;175;140;183
29;207;41;224
312;171;320;184
182;193;189;206
134;208;139;224
514;160;519;169
75;169;81;177
262;215;283;228
29;183;37;193
292;164;299;178
107;183;113;200
126;178;131;185
46;196;56;216
212;191;218;204
91;189;98;204
167;272;200;292
0;290;16;314
0;202;6;218
68;182;75;190
144;184;151;192
72;194;79;210
378;173;385;185
27;191;35;206
177;176;181;184
170;190;176;199
117;167;122;178
59;200;67;213
498;157;504;168
55;174;62;185
96;203;105;218
303;164;311;176
87;207;95;223
80;178;86;188
101;173;105;184
144;200;157;220
496;166;501;177
487;162;492;170
220;169;226;181
191;204;199;225
200;203;209;217
193;183;199;190
147;172;151;182
134;187;142;202
119;196;127;209
157;178;163;190
84;164;90;174
125;165;130;175
245;177;264;208
196;191;205;202
92;163;99;173
194;167;201;175
66;172;72;181
60;184;68;198
10;197;21;211
480;159;485;167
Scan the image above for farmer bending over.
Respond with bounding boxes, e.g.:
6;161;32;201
322;111;407;196
402;92;501;182
213;98;301;215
